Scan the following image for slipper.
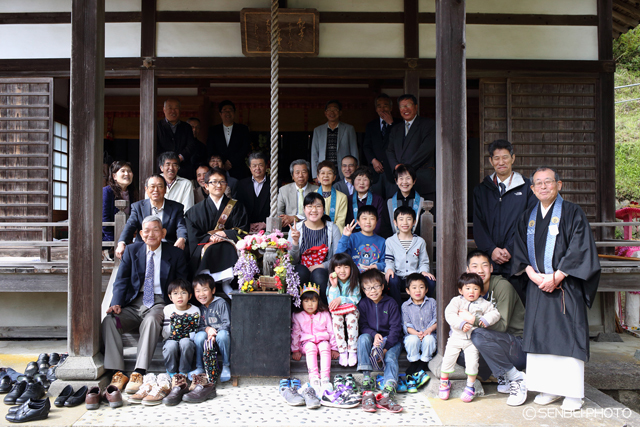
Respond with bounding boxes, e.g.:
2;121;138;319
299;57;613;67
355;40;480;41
438;380;451;400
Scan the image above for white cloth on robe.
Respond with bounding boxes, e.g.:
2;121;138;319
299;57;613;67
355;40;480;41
526;353;584;398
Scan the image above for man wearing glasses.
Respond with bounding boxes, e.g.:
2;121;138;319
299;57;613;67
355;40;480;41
185;167;248;294
512;167;600;411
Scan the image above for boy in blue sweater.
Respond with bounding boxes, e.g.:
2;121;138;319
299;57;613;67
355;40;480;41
357;269;403;413
337;205;386;273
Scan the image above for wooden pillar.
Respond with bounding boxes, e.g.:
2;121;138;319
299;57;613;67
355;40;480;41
598;0;617;335
403;0;420;104
139;0;157;193
435;0;467;353
67;0;105;358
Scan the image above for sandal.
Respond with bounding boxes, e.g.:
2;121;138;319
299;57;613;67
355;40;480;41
461;385;475;403
438;380;451;400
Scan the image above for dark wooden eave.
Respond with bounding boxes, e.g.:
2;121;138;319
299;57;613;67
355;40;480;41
613;0;640;38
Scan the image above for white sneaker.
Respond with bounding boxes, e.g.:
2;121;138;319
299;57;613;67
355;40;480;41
561;397;583;411
506;378;527;406
321;377;334;393
310;377;321;397
496;375;510;394
534;392;562;405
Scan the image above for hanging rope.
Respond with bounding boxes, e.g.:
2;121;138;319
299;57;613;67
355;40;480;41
269;0;280;218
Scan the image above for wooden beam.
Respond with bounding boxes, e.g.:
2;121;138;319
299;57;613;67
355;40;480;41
435;0;467;353
404;0;419;59
465;13;598;26
0;12;140;24
612;9;639;27
404;69;420;106
612;0;640;18
612;20;629;34
68;0;105;358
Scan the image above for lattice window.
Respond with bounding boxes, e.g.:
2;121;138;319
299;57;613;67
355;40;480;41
53;122;68;211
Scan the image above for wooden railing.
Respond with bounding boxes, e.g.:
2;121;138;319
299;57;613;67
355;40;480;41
0;200;129;269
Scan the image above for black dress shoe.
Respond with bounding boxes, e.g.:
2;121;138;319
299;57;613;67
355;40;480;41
23;362;38;377
49;353;60;366
36;354;49;365
37;362;49;375
54;385;73;407
7;399;30;415
64;385;88;407
0;376;13;393
46;366;57;383
5;398;50;423
16;381;45;404
33;374;50;390
3;381;27;405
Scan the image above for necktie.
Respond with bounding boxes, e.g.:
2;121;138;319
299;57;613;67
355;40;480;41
381;122;388;139
499;182;506;197
142;252;155;308
405;122;410;136
152;206;163;215
297;188;304;215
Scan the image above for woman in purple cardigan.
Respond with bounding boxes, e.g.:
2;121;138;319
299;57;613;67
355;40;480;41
102;160;136;242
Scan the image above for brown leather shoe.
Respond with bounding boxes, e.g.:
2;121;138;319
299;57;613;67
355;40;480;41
109;371;129;392
171;373;187;389
124;372;143;394
85;386;101;410
182;383;216;403
103;384;123;408
188;373;209;391
162;383;189;406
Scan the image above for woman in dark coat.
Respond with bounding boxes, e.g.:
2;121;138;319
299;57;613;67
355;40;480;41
102;160;137;242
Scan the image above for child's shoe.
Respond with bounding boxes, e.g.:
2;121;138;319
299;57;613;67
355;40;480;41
439;380;451;400
361;390;377;412
347;352;357;367
310;376;322;397
320;385;360;408
338;352;348;367
407;375;418;393
298;383;321;409
129;373;157;404
461;385;476;403
142;374;171;406
279;378;305;406
375;374;384;391
413;370;430;388
220;365;231;383
361;376;375;392
345;374;360;394
375;386;403;413
396;374;408;393
187;368;204;381
321;377;333;393
333;375;345;389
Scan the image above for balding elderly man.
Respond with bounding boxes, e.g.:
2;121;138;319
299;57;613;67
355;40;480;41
102;215;188;392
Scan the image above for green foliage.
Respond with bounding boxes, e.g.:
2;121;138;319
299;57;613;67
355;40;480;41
614;66;640;200
614;27;640;73
616;140;640;201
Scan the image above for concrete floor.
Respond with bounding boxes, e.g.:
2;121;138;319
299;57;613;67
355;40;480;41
0;336;639;427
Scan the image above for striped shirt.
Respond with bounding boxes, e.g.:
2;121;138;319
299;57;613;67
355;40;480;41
300;223;328;255
400;239;412;251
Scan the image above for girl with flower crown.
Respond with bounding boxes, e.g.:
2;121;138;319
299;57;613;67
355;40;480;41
291;283;339;396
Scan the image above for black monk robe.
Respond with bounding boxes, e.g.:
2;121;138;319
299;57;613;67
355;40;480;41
511;199;600;362
185;195;249;275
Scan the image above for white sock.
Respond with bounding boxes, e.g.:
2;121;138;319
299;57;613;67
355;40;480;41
505;367;524;382
467;380;475;388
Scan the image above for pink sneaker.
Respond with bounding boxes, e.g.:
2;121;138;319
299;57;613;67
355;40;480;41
461;385;476;403
439;380;451;400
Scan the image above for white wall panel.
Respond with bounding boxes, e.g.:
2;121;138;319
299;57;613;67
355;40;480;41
289;0;403;12
319;24;404;58
157;0;267;11
156;23;243;57
0;0;71;13
420;0;597;14
106;0;141;12
418;24;437;58
466;25;598;60
0;24;71;59
105;23;141;57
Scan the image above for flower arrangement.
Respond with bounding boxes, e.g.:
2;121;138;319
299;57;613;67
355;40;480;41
233;230;301;307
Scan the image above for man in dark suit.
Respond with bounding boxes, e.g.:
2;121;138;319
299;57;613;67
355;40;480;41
387;93;436;204
102;216;188;375
115;174;187;259
363;93;403;198
236;152;271;233
156;98;197;180
206;100;251;180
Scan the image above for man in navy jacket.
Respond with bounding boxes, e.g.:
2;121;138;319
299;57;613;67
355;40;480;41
473;139;536;281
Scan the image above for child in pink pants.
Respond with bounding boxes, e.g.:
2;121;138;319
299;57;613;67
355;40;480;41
291;284;339;395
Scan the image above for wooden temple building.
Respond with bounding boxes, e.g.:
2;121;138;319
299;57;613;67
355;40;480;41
0;0;638;379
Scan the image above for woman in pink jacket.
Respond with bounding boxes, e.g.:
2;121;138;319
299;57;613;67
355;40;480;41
291;283;339;395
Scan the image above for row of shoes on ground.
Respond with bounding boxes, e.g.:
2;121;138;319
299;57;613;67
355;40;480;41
53;384;123;410
128;373;216;406
2;377;47;406
279;376;402;412
25;353;67;378
5;398;51;423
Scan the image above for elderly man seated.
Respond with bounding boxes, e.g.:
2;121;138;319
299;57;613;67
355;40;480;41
277;159;319;229
185;167;248;295
102;215;188;389
115;174;187;259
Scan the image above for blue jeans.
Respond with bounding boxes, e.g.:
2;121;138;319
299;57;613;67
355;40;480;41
356;333;402;388
194;329;230;369
163;337;196;374
388;275;436;308
404;334;437;362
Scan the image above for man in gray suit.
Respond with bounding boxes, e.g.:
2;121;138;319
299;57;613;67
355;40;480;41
102;216;188;377
333;155;358;197
387;94;436;203
277;159;319;228
311;100;359;180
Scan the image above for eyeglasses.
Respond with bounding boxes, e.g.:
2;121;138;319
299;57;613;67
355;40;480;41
532;179;556;189
208;180;227;186
305;204;324;211
363;284;382;292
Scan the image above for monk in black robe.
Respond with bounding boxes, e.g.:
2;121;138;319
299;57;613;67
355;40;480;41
185;167;248;288
512;167;600;411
